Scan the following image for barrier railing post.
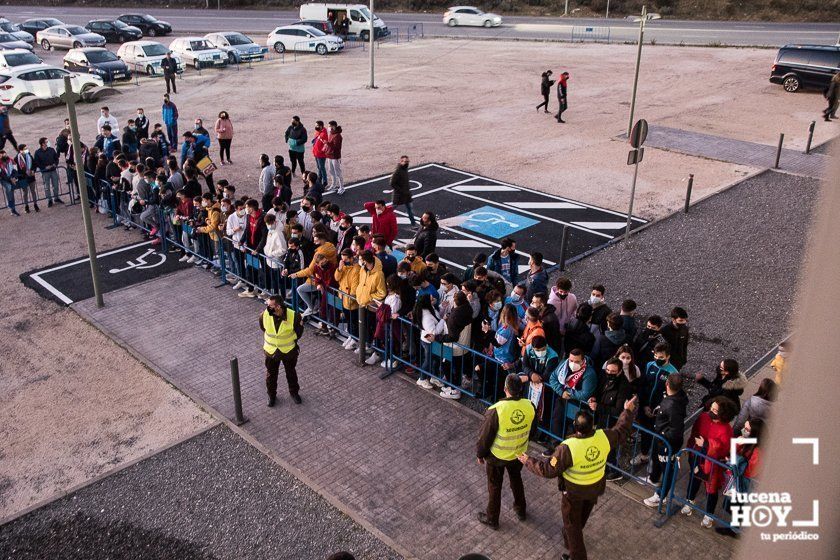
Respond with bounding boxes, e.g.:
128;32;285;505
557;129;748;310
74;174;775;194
805;120;815;154
229;357;247;425
683;173;694;214
558;225;570;271
159;207;167;252
379;321;395;379
217;237;228;286
358;306;367;366
774;132;784;169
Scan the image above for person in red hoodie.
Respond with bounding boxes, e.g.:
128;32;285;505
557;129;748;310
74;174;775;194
320;120;344;194
364;199;397;248
239;199;268;298
311;120;329;189
680;395;737;529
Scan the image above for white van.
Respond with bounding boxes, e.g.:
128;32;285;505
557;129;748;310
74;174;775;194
298;3;389;40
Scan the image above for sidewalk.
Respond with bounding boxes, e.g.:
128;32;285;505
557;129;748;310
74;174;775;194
74;269;733;560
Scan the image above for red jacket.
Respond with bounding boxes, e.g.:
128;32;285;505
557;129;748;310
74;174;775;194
689;412;733;494
312;128;328;158
324;131;342;159
364;201;397;247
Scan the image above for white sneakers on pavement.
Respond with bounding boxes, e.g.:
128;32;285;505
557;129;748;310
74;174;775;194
238;289;256;298
178;255;190;263
231;281;244;290
416;378;434;390
680;501;694;516
643;494;661;508
701;515;714;528
301;307;315;318
429;378;444;389
630;454;649;466
439;387;461;400
364;353;379;366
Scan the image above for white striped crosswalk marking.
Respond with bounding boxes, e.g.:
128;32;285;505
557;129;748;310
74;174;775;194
451;185;521;192
571;221;628;230
507;201;584;210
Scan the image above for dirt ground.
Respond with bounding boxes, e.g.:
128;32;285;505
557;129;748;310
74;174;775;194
1;38;834;521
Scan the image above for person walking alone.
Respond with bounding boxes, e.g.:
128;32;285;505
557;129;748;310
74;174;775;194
519;395;638;560
0;106;18;152
215;111;234;165
555;71;570;124
161;94;179;152
260;296;304;407
823;72;840;122
161;51;178;94
285;116;308;175
536;70;554;113
476;374;536;530
390;155;416;226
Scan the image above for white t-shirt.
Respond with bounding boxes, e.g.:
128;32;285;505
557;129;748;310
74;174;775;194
97;114;119;134
384;293;401;316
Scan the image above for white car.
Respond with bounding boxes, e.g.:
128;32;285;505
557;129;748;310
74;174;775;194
266;24;344;55
0;48;43;70
0;63;102;111
443;6;503;27
204;32;266;64
117;40;184;75
169;36;228;69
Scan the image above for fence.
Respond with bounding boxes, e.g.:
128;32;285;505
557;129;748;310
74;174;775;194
663;446;739;530
571;26;611;43
1;165;80;212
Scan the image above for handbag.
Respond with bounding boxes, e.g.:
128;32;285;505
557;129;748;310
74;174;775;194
196;156;217;177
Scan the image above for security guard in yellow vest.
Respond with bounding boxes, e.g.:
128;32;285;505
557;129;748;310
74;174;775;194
475;374;536;529
518;395;637;560
260;296;304;407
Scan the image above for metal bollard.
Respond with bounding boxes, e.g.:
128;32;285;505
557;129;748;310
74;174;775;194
805;121;816;154
358;307;368;367
230;357;248;425
774;133;784;169
684;174;694;214
558;225;570;271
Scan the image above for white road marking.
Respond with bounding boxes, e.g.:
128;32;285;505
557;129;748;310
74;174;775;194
506;201;584;210
451;185;520;192
571;221;630;230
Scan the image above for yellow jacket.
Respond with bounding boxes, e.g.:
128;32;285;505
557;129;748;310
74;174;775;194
356;258;386;307
198;202;221;241
334;263;361;310
292;241;337;284
770;353;787;386
405;257;427;277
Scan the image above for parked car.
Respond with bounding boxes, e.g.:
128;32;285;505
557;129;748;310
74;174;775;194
0;32;34;52
0;18;34;44
118;14;172;37
443;6;502;27
770;44;840;93
294;20;335;35
19;18;64;37
64;47;131;83
266;24;344;55
298;3;389;40
86;19;142;43
37;25;106;50
116;40;184;75
204;32;266;64
0;48;42;69
169;37;228;69
0;63;102;111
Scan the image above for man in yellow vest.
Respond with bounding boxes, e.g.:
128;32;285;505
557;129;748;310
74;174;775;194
475;373;536;529
260;296;304;407
518;394;638;560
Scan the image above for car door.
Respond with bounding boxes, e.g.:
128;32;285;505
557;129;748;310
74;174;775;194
20;68;51;97
806;50;840;89
65;50;82;71
46;68;70;97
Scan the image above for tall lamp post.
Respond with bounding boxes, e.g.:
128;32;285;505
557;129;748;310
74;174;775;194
61;76;104;308
368;0;376;89
627;5;647;137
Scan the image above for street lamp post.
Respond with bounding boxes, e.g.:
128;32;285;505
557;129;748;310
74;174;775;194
627;5;647;137
368;0;376;89
61;76;104;308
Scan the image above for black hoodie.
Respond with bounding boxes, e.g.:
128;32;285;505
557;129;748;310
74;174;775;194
653;389;689;448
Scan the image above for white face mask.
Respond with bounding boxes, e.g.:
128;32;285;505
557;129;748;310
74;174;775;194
375;209;383;215
237;209;245;217
569;361;582;372
202;201;209;208
589;295;603;306
534;350;547;359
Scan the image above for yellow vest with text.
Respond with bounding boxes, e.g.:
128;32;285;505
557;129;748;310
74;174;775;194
262;309;297;354
489;399;535;461
561;429;611;486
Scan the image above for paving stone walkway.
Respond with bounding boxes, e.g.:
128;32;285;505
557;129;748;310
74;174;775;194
74;269;734;560
629;125;830;178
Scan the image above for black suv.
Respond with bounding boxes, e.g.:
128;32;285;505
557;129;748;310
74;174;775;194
294;20;335;35
770;44;840;93
118;14;172;37
85;19;142;43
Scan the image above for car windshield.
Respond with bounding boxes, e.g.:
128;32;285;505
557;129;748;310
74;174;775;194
225;33;252;45
306;27;326;37
360;7;373;19
86;50;118;63
67;26;88;35
189;40;212;51
140;15;159;23
0;22;20;32
142;43;169;56
0;33;17;42
5;52;40;66
114;20;130;29
44;19;63;26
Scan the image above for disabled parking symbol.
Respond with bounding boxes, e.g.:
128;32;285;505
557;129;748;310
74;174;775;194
455;205;538;239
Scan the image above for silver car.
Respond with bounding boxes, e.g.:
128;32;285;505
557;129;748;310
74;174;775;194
204;32;266;64
0;19;34;44
0;32;34;52
37;25;106;51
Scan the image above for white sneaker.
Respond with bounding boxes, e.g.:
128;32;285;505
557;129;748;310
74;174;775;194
186;256;197;264
416;378;434;389
680;501;694;516
380;360;387;368
429;378;444;388
353;346;364;355
238;290;255;298
440;387;461;400
179;255;189;262
342;337;353;349
630;454;649;466
346;340;358;351
365;353;379;365
232;281;244;290
640;475;660;488
701;515;714;528
301;307;315;318
643;494;661;508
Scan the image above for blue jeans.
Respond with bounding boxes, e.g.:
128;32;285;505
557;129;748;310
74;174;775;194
402;202;416;225
315;157;327;188
166;122;178;150
296;282;320;314
2;180;15;212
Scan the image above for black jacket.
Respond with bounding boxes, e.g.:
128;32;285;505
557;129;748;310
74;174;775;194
595;372;634;419
633;327;667;367
33;147;59;172
160;56;178;76
563;318;595;356
539;304;562;355
698;372;747;412
589;303;612;334
55;134;69;156
436;303;472;343
653;389;689;448
284;124;308;146
660;323;689;370
390;164;411;205
413;224;438;258
139;140;162;165
592;328;628;369
540;73;555;96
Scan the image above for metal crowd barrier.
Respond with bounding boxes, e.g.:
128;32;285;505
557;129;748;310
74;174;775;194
1;166;80;212
663;447;738;530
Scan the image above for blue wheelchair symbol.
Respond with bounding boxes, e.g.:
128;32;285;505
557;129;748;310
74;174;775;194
457;206;538;239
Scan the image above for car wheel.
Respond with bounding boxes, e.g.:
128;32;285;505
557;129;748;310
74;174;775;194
20;103;35;115
228;51;236;64
361;30;371;41
274;42;285;54
194;59;200;70
73;41;82;48
483;20;492;27
447;18;457;27
782;75;800;93
316;43;327;55
148;28;157;37
41;39;51;51
146;65;154;75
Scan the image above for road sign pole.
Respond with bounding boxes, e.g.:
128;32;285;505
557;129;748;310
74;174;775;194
625;157;640;246
368;0;376;89
62;76;103;308
627;5;647;137
564;0;569;16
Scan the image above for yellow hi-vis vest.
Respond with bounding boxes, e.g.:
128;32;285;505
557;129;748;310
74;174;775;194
262;309;297;354
561;429;611;486
489;398;535;461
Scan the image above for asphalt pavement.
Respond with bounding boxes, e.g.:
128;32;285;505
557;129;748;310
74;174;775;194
2;5;839;47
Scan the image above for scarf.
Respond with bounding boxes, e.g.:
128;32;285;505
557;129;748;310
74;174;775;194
565;358;587;389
